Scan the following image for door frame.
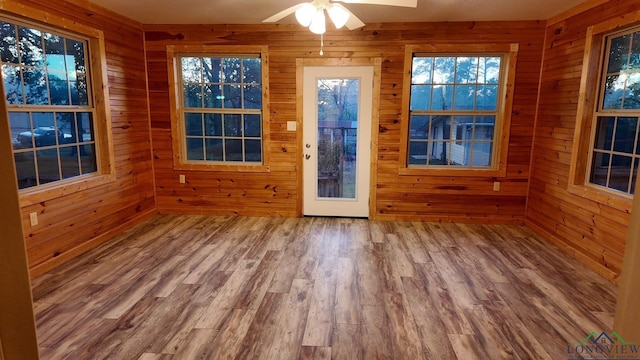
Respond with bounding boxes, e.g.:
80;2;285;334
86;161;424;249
295;57;382;218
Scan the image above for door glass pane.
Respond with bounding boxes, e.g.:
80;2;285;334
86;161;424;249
316;78;358;199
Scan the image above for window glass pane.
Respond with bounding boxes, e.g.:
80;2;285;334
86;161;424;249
205;113;222;136
184;84;202;108
18;26;44;67
410;85;431;111
631;31;640;70
24;68;48;105
74;75;89;106
65;39;85;73
244;114;261;137
243;58;261;84
432;116;452;140
477;85;498;111
410;115;430;139
223;84;241;108
44;33;65;72
79;144;96;174
203;84;222;108
185;112;203;136
472;142;493;166
32;112;56;147
223;58;241;83
1;22;18;63
609;155;632;192
244;85;261;109
224;114;242;137
56;112;75;144
2;65;23;104
60;145;80;179
181;57;201;82
451;141;471;166
10;112;30;150
433;57;455;84
594;117;615;150
245;139;261;162
453;85;475;110
480;57;501;84
408;141;427;165
77;112;93;142
623;73;639;109
431;85;453;111
186;138;204;160
455;57;478;84
590;152;610;187
603;74;625;109
608;33;631;73
613;117;638;153
412;57;432;84
475;116;495;140
224;139;243;161
428;141;449;165
15;152;36;189
49;73;69;105
37;148;60;184
205;138;223;161
203;58;221;83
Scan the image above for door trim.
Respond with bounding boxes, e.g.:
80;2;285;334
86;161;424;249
295;57;382;218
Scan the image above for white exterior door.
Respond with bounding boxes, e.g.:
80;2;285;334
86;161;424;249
302;66;373;217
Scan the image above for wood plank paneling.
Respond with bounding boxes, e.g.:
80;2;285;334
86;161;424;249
527;0;640;282
4;0;156;273
144;21;545;222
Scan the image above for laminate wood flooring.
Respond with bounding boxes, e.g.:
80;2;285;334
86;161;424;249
31;215;618;359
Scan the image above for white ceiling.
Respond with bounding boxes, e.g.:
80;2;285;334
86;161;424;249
88;0;590;25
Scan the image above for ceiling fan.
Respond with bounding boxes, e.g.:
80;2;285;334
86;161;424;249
263;0;418;34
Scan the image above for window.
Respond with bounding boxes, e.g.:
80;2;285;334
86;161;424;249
570;13;640;207
400;44;517;176
1;18;96;189
168;45;269;170
0;10;112;204
587;27;640;195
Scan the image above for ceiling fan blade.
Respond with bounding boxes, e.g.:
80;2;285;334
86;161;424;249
332;4;365;30
262;3;303;23
334;0;417;7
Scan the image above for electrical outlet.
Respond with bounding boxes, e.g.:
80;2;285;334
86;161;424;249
287;121;297;131
29;212;38;226
179;174;186;184
493;181;501;192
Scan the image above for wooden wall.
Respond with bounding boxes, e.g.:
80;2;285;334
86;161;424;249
527;0;640;282
4;0;157;273
145;21;545;223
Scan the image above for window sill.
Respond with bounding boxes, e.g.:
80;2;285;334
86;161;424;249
19;173;116;208
173;162;271;173
567;183;632;213
399;166;506;178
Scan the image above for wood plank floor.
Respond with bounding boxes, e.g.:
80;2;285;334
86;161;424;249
31;215;618;359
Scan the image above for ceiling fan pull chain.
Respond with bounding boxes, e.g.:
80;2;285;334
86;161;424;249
320;33;324;56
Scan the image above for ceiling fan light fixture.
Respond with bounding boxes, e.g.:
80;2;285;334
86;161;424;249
308;8;326;34
327;5;350;29
295;3;316;27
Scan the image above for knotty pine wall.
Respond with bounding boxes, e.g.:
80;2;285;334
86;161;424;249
145;21;545;222
5;0;156;273
527;0;640;282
